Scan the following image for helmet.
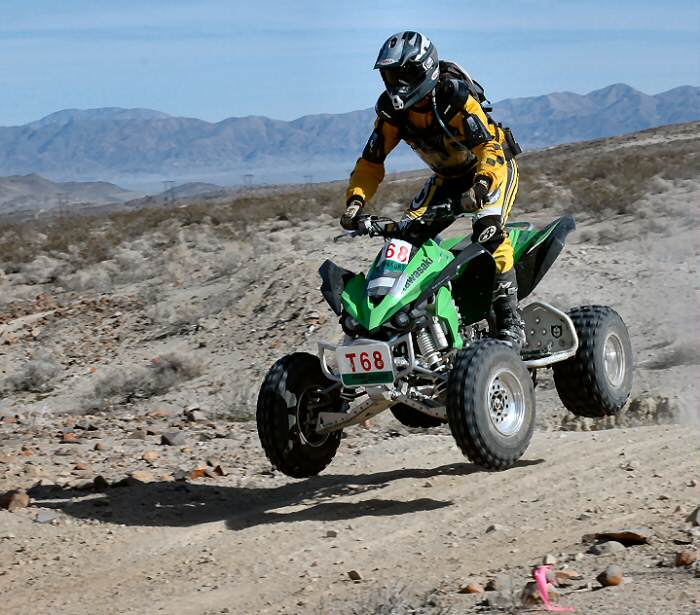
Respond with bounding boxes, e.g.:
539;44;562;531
374;31;439;111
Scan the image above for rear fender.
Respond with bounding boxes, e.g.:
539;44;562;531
514;215;576;300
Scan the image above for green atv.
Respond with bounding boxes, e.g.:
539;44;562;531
256;208;633;478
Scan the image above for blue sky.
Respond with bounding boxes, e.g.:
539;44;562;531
1;0;698;126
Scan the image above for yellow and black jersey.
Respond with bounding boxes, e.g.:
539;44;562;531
347;78;513;205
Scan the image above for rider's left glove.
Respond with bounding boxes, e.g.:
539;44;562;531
340;197;364;230
472;177;492;207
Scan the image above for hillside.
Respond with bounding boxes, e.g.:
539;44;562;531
0;122;698;614
0;84;697;189
0;173;140;214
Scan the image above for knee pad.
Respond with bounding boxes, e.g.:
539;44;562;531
472;215;505;253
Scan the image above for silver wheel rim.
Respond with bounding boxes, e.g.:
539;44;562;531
487;368;527;437
603;332;625;388
296;388;330;448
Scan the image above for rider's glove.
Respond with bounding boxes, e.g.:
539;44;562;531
472;177;492;207
340;198;364;230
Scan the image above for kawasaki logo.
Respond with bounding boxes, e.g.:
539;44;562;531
402;257;433;291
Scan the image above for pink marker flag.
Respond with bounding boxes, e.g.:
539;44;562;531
533;565;575;613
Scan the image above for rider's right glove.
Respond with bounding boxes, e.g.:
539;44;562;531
340;197;364;230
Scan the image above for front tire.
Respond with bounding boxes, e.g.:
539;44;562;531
552;306;633;418
256;352;344;478
447;340;535;470
391;403;446;428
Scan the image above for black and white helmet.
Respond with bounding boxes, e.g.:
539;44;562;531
374;31;439;111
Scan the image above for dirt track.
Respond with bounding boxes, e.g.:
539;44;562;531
1;422;698;614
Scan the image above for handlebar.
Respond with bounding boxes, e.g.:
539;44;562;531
334;204;458;243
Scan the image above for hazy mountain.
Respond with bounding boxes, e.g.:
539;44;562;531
493;84;700;147
0;173;140;214
0;84;697;188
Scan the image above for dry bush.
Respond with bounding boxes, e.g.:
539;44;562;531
3;357;59;393
338;584;449;615
1;123;697;269
85;352;202;410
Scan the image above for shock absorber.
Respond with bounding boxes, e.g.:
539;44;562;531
416;327;442;368
428;316;449;350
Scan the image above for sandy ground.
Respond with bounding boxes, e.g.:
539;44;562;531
1;125;699;614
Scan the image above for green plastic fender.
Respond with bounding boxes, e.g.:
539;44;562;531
340;239;455;332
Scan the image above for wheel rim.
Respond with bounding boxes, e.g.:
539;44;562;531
296;387;331;448
603;332;625;388
487;368;527;437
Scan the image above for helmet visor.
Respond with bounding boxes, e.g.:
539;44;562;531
380;65;426;93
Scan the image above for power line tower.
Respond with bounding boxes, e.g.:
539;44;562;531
243;173;254;188
162;181;176;206
304;174;314;186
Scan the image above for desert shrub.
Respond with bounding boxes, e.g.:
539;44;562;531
0;123;697;267
3;357;59;393
338;584;449;615
19;255;70;285
85;352;203;410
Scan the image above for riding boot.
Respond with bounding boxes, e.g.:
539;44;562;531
492;269;526;351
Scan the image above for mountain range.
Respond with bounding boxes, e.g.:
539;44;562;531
0;83;698;189
0;173;139;215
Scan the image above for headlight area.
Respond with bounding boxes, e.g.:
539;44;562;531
341;313;363;336
340;298;432;340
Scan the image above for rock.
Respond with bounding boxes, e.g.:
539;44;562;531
0;489;30;512
127;429;147;440
161;432;187;446
211;465;227;477
542;553;557;565
148;409;175;418
594;528;653;545
687;506;700;527
597;564;624;587
347;570;362;582
35;510;60;524
688;479;698;488
189;468;208;480
458;582;484;594
94;441;110;452
142;451;160;462
520;580;560;607
555;569;582;583
675;549;698;567
73;462;90;471
129;470;155;483
485;574;513;592
485;590;514;609
184;408;207;422
573;552;585;561
93;475;110;490
589;541;627;556
326;529;338;538
485;523;508;534
61;432;80;444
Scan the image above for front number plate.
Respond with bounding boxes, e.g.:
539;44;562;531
336;342;395;387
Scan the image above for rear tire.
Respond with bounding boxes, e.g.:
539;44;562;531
390;403;446;428
447;340;535;470
552;306;633;418
256;352;344;478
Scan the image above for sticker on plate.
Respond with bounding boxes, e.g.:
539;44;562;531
336;342;394;386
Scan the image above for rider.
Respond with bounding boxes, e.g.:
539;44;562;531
341;31;525;349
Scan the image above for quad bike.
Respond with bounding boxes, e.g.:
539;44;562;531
256;207;633;478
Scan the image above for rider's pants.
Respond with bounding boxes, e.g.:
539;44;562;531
405;158;519;273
